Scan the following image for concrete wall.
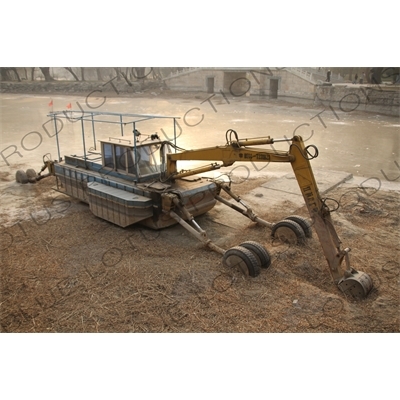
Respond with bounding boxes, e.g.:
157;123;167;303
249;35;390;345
163;69;224;92
164;68;316;100
163;68;399;116
277;70;316;100
314;84;400;116
2;67;398;116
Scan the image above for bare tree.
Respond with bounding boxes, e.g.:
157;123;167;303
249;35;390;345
0;68;9;81
96;68;103;81
39;67;54;81
152;67;162;80
64;67;80;81
0;67;22;81
369;68;383;84
133;67;147;79
113;68;122;81
22;68;36;80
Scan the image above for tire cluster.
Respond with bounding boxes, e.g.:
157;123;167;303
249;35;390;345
222;215;312;277
271;215;312;244
223;241;271;277
15;169;37;184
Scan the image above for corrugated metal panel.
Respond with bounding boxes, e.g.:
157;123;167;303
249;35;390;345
87;182;152;206
87;182;153;227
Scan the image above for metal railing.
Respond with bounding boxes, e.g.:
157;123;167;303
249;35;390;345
166;67;202;79
286;67;345;84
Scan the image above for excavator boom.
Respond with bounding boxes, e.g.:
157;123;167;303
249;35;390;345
167;133;373;299
167;137;293;178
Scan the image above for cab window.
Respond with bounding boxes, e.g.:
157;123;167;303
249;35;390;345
102;143;114;168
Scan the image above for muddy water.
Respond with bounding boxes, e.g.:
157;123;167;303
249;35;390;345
0;93;399;226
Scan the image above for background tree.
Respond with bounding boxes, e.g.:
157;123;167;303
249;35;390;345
133;68;148;79
64;67;80;81
39;67;54;81
370;67;399;84
0;67;22;81
370;68;383;84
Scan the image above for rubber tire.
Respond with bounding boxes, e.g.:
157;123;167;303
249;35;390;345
26;168;38;184
271;219;306;244
16;170;28;184
285;215;312;238
26;169;37;179
239;241;271;269
222;246;261;277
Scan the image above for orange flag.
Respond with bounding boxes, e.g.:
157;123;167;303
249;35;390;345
66;103;72;109
48;99;53;107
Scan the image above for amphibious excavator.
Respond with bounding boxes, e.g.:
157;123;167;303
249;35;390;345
15;110;373;299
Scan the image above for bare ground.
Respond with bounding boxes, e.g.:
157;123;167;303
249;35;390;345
1;175;399;333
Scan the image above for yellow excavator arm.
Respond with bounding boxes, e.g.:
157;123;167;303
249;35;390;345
167;136;293;178
166;133;373;298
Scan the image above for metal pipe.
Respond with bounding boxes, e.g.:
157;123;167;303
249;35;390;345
133;122;138;176
170;211;202;237
191;219;203;232
169;211;225;255
173;118;177;148
49;110;178;118
91;113;96;150
270;137;293;143
214;195;274;228
236;137;291;146
53;115;61;161
81;118;87;164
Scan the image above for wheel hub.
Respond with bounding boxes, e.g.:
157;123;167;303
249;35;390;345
338;271;373;299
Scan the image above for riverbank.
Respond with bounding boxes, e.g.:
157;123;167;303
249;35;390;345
2;80;399;117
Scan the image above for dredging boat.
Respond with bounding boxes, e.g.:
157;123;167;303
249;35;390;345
23;111;218;229
15;109;373;298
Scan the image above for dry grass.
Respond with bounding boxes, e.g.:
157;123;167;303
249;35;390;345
1;177;399;332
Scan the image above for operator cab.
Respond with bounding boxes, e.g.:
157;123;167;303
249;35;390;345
100;138;172;181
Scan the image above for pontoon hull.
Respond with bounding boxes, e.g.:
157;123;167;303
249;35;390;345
54;161;218;229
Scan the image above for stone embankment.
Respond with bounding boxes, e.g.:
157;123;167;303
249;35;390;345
314;83;400;117
1;80;399;117
0;80;162;95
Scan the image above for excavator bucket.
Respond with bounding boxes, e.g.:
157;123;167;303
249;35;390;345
338;270;373;299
